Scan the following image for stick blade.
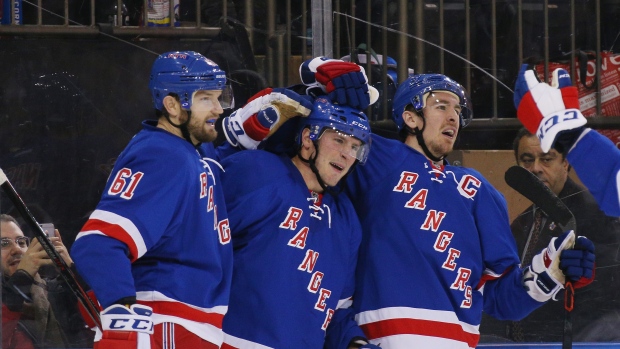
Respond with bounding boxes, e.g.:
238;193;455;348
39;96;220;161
505;165;574;228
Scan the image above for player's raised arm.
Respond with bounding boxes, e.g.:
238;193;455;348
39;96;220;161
514;65;620;216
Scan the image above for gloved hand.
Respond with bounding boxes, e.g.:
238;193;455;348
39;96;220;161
560;235;595;289
223;87;312;149
94;304;154;349
360;344;382;349
513;64;587;153
300;56;379;110
524;230;575;302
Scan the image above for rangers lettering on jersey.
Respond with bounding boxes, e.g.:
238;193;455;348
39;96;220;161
421;210;447;231
393;171;419;193
278;204;334;331
280;207;303;229
457;174;482;199
391;169;480;309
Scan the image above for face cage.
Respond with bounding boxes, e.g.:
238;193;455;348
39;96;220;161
314;128;371;164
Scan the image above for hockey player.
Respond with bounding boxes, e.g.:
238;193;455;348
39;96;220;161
69;51;312;349
330;73;596;348
218;98;377;348
514;64;620;218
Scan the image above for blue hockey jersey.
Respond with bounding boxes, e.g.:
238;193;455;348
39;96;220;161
219;150;361;348
344;135;543;348
567;128;620;217
71;121;233;345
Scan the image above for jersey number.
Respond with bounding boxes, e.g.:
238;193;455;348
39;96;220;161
108;168;144;200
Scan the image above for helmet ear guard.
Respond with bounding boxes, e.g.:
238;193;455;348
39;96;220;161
149;51;233;111
392;74;473;130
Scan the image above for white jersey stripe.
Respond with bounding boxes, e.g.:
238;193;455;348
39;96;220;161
77;209;148;258
355;306;479;333
223;333;273;349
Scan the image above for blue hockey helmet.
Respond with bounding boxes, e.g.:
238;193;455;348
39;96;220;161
392;74;473;130
149;51;233;111
297;97;371;164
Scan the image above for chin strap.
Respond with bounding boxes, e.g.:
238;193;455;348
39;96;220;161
297;143;352;197
164;110;200;147
404;112;446;163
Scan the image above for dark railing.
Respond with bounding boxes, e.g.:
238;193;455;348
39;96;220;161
3;1;619;123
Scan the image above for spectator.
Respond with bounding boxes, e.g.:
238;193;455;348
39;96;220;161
479;128;620;342
1;213;90;348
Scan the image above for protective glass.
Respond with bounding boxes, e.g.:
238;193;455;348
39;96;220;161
1;236;30;249
318;128;370;164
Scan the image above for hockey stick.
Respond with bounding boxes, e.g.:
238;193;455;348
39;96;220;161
0;167;102;330
505;166;576;231
504;165;575;349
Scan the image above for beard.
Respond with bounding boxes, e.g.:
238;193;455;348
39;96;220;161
187;117;218;143
427;138;454;159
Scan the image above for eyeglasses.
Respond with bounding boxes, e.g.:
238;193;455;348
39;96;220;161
1;237;30;249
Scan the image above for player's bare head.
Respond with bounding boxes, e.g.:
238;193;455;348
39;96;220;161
295;98;371;192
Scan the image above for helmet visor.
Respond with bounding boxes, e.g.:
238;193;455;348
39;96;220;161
318;128;371;164
417;84;473;128
219;84;235;110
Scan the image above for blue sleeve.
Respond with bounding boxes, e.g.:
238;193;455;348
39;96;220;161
324;307;367;349
220;151;289;239
482;266;544;320
346;134;402;203
210;141;240;161
71;140;192;307
474;175;544;320
324;206;365;349
71;235;135;308
567;129;620;217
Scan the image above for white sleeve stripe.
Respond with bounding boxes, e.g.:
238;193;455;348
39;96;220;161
88;209;148;258
336;297;353;310
75;230;106;240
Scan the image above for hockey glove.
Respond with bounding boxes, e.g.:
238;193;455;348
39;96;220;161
560;235;595;289
300;56;379;110
524;230;575;302
514;64;587;153
94;304;154;349
223;87;312;149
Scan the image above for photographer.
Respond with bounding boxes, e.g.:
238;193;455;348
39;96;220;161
1;214;92;348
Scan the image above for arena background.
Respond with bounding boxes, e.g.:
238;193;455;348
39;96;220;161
1;0;620;347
